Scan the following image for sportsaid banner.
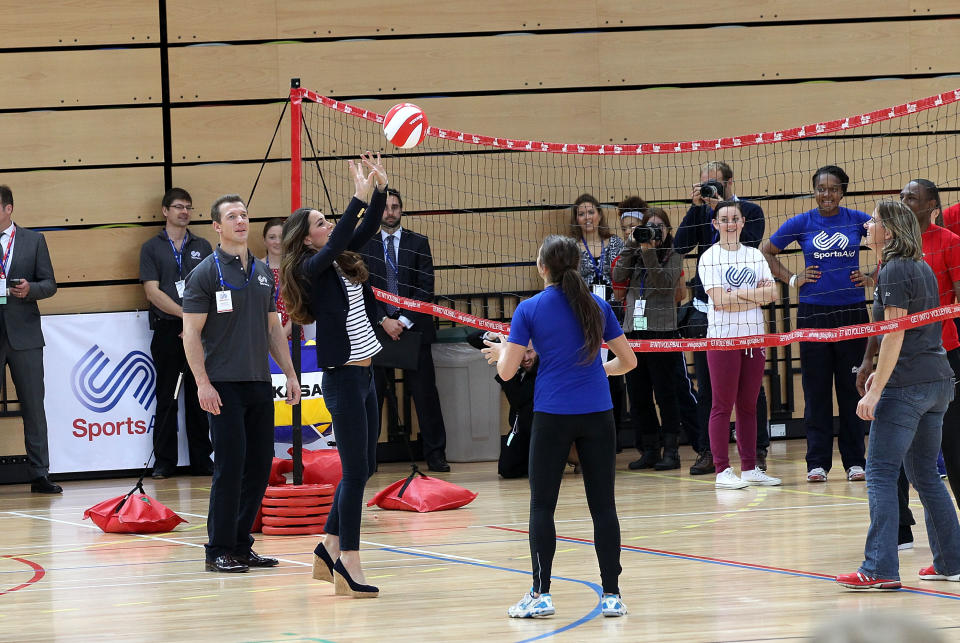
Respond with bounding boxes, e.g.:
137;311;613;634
43;312;188;474
271;341;333;459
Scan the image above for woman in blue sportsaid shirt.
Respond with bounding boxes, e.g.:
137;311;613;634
482;234;636;620
760;165;874;484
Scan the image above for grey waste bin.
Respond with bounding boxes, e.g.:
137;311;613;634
431;342;501;462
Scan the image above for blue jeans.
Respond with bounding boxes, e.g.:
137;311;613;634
861;377;960;579
321;365;379;551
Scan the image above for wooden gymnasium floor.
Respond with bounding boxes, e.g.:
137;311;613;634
3;439;960;642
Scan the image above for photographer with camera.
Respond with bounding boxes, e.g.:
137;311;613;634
674;161;770;475
613;205;684;470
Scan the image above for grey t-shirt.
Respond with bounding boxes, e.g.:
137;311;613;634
139;229;213;328
873;257;953;388
182;246;277;383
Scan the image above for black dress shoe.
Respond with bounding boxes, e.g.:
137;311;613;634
30;476;62;494
189;463;214;476
236;550;279;567
151;468;173;480
427;458;451;473
205;554;249;573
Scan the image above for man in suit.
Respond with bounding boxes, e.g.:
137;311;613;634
0;186;59;493
360;188;450;472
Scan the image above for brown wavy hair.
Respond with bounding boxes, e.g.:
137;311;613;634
539;235;604;365
279;207;370;325
567;193;613;241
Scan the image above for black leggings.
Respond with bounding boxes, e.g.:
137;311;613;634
528;410;621;594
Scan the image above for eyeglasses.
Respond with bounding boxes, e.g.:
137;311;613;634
168;204;195;211
815;186;842;195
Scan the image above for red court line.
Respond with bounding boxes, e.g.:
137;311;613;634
0;556;45;596
488;525;960;598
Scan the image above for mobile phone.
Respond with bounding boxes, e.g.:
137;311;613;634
9;279;22;285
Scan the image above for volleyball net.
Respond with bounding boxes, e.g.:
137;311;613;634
290;85;960;351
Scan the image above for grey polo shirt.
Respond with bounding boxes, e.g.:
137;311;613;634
182;246;277;383
139;229;213;328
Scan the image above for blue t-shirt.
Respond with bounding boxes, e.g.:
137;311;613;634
508;286;623;415
769;206;870;306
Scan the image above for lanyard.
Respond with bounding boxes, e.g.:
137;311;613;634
265;257;280;305
164;230;186;278
383;235;400;276
0;228;15;279
581;238;605;283
212;249;254;291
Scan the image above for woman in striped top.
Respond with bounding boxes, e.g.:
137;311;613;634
280;152;387;598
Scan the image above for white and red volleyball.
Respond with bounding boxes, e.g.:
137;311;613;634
382;102;428;149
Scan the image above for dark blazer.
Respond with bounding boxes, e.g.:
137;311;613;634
360;227;436;342
304;188;386;368
2;225;57;350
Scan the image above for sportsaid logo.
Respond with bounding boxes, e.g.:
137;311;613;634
69;345;156;442
724;266;756;288
812;231;856;261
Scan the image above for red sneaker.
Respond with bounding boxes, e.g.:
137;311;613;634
918;565;960;581
836;571;901;590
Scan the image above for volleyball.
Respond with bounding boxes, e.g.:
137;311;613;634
383;102;428;149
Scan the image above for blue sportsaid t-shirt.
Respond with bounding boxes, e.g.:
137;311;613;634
508;285;623;415
769;206;870;306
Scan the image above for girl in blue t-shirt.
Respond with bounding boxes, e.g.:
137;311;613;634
482;234;636;619
760;165;873;483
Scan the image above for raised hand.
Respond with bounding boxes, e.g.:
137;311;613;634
361;151;388;189
349;157;376;202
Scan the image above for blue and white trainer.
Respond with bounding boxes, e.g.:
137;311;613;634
601;593;628;617
507;591;555;618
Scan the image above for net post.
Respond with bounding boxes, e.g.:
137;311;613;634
289;77;304;486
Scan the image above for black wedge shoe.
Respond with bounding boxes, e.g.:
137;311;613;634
313;542;335;583
333;559;379;598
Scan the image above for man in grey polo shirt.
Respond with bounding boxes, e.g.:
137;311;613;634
139;187;213;479
183;193;301;574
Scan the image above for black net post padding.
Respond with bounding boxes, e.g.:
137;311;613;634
246;98;289;211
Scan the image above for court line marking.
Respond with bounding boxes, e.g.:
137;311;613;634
0;556;44;596
489;525;960;601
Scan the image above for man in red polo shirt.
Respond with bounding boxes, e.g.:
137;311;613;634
858;179;960;549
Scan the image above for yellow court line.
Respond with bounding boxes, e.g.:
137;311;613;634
556;548;577;553
42;609;80;614
246;588;282;593
368;574;395;579
180;594;218;600
417;567;447;573
114;602;150;607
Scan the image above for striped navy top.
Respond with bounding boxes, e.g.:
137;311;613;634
341;273;381;362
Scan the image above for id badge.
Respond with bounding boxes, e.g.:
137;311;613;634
215;290;233;313
0;278;7;297
175;279;186;299
592;283;606;299
634;299;647;317
632;316;648;331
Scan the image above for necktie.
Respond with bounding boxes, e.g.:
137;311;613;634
385;234;398;315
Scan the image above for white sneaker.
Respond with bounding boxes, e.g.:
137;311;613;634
847;466;866;481
507;590;555;618
601;593;627;617
807;467;828;482
741;467;782;486
715;467;748;489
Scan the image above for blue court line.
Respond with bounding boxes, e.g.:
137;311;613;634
375;545;603;642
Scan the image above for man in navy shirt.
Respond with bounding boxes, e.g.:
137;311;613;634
674;161;770;475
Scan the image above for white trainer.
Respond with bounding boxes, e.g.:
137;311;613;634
507;591;555;618
601;593;627;617
847;466;866;481
715;467;749;489
807;467;828;482
741;467;782;486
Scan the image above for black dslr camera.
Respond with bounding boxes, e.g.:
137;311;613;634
632;223;663;244
699;179;726;201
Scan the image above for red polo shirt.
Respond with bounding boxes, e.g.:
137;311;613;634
922;223;960;351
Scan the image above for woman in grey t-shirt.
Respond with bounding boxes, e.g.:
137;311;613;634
837;200;960;590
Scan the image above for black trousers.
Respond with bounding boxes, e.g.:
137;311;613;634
625;330;682;443
899;347;960;527
151;319;212;472
528;410;621;594
205;381;274;560
687;308;769;454
374;340;447;462
0;324;49;478
798;303;869;472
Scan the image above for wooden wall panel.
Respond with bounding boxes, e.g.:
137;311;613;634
0;49;161;109
1;167;166;227
164;0;959;42
168;22;960;102
0;109;163;170
3;1;159;48
39;285;147;315
171;163;291;221
171;104;288;162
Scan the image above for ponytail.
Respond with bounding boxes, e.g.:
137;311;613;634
540;235;604;365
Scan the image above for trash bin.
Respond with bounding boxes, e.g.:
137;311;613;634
431;338;502;463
